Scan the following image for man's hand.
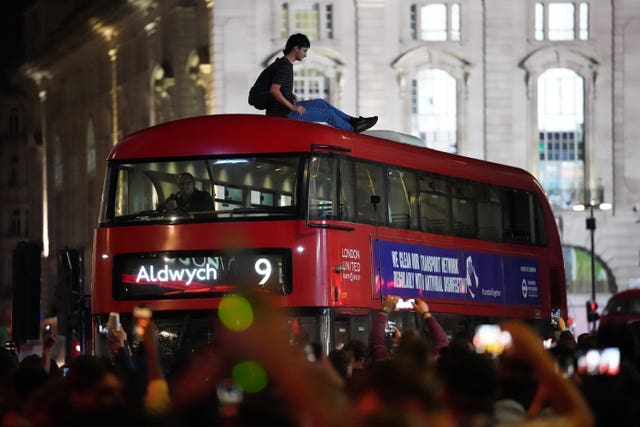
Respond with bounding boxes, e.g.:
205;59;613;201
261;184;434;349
412;298;431;319
292;104;306;115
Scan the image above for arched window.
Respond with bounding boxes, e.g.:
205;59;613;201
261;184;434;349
294;68;329;100
537;68;584;209
411;68;457;153
563;245;616;294
521;47;597;210
86;119;96;176
393;47;468;154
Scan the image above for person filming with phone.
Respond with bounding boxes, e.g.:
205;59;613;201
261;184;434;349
369;296;449;363
41;323;60;376
161;172;213;213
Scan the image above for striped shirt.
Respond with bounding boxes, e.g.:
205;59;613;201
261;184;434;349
266;57;294;117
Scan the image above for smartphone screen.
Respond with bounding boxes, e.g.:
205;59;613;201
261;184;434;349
385;320;397;337
395;298;415;310
550;308;561;327
599;347;620;376
577;347;620;376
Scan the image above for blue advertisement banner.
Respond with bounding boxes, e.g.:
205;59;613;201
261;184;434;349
373;240;540;305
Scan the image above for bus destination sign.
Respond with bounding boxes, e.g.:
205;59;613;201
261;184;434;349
113;249;292;300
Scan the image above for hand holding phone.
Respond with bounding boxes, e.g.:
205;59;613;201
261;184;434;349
385;320;397;338
412;298;430;317
107;312;121;331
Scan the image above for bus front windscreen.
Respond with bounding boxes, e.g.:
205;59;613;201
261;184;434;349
101;156;301;224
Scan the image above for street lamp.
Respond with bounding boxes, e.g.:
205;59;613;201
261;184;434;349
572;200;612;330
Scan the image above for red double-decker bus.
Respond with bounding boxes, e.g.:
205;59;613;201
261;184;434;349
92;114;566;360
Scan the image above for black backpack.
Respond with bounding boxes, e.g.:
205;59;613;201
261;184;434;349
248;59;279;110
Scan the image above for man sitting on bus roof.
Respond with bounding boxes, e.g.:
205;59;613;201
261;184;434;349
263;33;378;133
161;172;214;213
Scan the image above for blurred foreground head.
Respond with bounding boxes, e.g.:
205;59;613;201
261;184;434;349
347;358;454;427
436;343;499;419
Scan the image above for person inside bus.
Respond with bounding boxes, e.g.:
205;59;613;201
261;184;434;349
160;172;214;213
264;33;378;133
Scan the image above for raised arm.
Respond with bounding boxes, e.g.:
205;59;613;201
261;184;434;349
369;296;400;361
412;298;449;356
499;321;593;427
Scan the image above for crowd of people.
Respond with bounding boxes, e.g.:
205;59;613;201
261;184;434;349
1;294;639;427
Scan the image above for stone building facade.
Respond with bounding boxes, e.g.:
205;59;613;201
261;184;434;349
2;0;640;333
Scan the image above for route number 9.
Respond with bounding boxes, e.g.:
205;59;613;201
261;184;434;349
255;258;272;285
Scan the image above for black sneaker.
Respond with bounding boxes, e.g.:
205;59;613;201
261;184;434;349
353;116;378;133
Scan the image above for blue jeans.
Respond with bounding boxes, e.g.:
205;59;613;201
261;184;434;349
286;99;353;131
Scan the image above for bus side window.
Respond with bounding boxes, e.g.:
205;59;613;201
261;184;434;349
309;155;336;219
451;179;476;238
387;168;418;230
338;157;355;221
213;184;244;211
502;190;532;244
251;189;275;207
355;161;386;225
533;196;548;245
280;193;293;206
477;187;503;242
418;174;451;235
452;198;476;237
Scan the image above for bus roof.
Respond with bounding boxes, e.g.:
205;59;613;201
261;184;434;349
110;114;542;192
